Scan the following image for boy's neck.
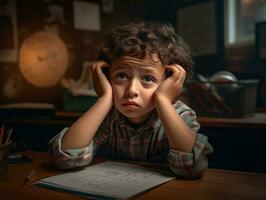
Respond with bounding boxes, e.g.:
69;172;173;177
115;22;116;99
126;119;141;130
125;112;154;130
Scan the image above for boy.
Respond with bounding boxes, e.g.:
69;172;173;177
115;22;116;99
49;21;213;179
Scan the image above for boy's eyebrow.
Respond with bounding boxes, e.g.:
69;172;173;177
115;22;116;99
111;66;128;72
139;67;157;74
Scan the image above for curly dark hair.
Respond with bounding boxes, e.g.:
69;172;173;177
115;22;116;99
98;21;194;81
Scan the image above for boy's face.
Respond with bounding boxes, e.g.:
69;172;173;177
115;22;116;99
110;54;165;124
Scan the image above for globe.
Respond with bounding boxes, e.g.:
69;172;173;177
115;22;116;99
19;31;68;88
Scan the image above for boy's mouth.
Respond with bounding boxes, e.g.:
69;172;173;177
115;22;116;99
122;101;140;107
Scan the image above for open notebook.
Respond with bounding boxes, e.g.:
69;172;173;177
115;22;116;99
34;161;175;200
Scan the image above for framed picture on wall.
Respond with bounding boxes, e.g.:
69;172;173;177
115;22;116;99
256;21;266;60
175;0;224;75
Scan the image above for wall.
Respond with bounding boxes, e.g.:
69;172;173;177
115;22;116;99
0;0;148;109
0;0;265;108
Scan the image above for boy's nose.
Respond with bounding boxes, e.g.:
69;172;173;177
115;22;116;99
125;79;139;97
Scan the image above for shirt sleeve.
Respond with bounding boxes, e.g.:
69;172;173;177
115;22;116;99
48;128;94;169
48;111;113;170
166;101;214;179
167;133;213;179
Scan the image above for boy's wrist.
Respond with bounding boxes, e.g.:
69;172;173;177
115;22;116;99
154;93;172;106
98;94;113;109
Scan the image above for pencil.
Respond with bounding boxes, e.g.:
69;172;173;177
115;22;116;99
0;128;13;161
21;169;36;187
5;128;13;145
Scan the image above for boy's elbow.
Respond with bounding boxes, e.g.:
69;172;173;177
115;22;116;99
48;139;95;170
183;160;208;179
168;156;209;179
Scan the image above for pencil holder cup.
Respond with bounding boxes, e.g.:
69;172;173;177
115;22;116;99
0;141;12;178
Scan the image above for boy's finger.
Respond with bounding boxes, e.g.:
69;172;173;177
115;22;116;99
176;65;186;82
167;65;181;81
96;65;105;77
92;61;109;78
172;64;186;82
95;64;110;85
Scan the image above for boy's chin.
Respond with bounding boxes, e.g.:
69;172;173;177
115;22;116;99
120;110;153;124
120;111;141;119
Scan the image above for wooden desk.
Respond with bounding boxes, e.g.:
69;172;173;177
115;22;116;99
0;151;266;200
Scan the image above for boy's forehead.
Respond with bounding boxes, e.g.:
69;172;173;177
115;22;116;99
111;54;163;69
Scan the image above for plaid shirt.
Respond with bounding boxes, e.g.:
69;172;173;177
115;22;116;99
49;101;213;179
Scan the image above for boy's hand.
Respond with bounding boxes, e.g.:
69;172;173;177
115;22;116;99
92;61;112;99
155;64;186;103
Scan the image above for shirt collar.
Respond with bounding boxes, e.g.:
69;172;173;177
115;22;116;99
113;108;161;132
111;100;182;132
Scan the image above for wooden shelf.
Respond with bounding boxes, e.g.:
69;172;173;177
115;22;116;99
1;111;265;129
56;111;266;129
198;112;266;128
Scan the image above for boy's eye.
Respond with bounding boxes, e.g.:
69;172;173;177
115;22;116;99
142;75;155;83
115;72;128;80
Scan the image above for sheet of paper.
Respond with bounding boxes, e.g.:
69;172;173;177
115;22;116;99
36;161;175;199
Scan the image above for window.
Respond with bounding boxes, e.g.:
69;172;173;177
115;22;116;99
225;0;266;46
